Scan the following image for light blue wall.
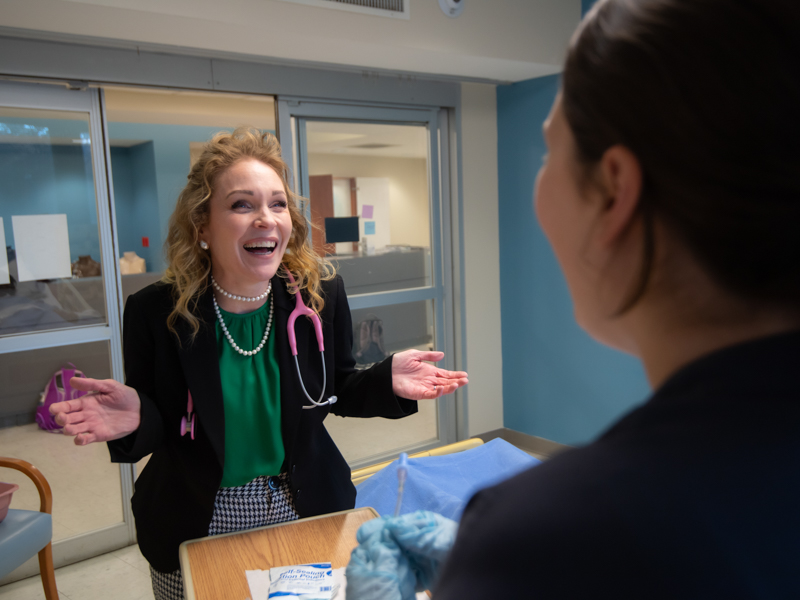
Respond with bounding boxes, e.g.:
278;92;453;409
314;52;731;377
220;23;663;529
0;117;100;268
107;123;232;272
110;142;160;270
0;143;101;268
496;3;651;446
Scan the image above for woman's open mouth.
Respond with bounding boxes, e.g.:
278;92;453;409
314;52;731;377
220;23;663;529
244;241;277;256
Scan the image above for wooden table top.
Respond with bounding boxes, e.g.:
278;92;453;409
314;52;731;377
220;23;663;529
180;507;378;600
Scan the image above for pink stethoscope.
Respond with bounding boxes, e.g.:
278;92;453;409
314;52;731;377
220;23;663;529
284;269;338;410
181;268;338;438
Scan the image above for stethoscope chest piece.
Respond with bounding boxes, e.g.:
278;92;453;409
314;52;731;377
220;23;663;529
181;390;196;440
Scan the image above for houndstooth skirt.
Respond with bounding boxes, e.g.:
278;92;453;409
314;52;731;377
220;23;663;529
149;472;298;600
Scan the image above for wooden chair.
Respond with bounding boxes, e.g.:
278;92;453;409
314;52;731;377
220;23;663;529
351;438;484;485
0;457;58;599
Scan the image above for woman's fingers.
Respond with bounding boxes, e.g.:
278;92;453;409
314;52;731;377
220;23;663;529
50;397;75;416
52;409;73;427
69;376;115;393
74;432;97;446
439;369;469;380
433;376;468;389
62;419;92;437
428;380;462;398
411;350;446;363
432;367;469;381
50;397;87;423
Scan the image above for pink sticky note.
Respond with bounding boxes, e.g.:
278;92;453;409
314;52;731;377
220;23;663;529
362;205;374;219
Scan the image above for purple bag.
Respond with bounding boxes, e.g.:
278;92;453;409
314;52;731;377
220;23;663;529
35;365;88;432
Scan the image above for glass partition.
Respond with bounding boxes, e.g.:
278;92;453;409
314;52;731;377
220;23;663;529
284;101;455;467
0;81;130;578
325;299;438;463
306;121;432;293
0;107;107;336
0;342;122;542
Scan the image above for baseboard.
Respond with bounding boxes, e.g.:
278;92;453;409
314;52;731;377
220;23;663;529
473;428;572;459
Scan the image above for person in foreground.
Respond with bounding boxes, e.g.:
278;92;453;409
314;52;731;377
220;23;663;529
348;0;800;597
50;127;468;600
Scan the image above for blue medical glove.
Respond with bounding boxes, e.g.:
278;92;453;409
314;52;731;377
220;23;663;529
347;517;417;600
346;511;458;599
385;511;458;591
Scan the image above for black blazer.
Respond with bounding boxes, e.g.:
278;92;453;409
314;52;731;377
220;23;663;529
435;331;800;599
108;274;416;573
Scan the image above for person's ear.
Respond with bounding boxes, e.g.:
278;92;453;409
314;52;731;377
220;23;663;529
197;223;209;248
594;144;643;247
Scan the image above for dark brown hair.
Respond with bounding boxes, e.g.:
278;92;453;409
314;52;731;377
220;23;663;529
562;0;800;310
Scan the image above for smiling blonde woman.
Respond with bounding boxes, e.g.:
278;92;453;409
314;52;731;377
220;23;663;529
51;127;469;600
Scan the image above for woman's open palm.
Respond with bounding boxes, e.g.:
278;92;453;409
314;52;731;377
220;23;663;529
391;350;468;400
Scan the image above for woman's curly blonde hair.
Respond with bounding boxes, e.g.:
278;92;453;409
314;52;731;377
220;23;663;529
163;126;334;340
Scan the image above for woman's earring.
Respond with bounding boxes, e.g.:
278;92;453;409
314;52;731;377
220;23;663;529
200;240;209;250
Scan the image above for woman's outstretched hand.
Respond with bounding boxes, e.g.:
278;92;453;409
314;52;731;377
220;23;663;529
391;350;468;400
50;377;142;446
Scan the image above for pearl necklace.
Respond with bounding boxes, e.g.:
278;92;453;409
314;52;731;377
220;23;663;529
212;293;273;356
211;275;270;302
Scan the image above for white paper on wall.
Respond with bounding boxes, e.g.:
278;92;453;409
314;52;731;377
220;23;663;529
0;218;9;285
12;214;72;282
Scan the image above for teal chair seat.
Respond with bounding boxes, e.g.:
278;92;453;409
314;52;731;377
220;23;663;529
0;458;58;599
0;509;53;576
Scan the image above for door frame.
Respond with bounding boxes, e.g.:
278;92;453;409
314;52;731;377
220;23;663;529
0;79;136;582
276;97;459;466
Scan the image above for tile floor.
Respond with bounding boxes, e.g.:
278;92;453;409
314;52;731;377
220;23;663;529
0;544;153;600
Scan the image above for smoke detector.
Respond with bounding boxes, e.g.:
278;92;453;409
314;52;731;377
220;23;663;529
439;0;464;18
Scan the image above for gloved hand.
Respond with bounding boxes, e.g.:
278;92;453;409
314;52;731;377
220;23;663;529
347;517;417;600
346;511;458;600
384;511;458;591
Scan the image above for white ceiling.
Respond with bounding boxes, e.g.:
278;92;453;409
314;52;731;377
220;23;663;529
0;0;578;83
306;121;427;158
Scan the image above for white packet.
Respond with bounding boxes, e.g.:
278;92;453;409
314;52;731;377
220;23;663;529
268;562;336;600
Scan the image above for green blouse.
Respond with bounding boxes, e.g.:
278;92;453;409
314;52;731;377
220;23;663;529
215;300;284;488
